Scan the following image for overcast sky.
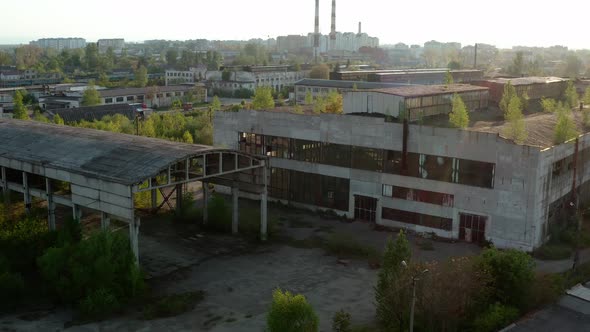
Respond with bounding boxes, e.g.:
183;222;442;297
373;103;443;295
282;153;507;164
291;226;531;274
1;0;588;49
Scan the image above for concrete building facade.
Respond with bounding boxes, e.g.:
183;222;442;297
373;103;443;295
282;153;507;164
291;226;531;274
214;92;590;251
33;38;86;50
294;79;410;104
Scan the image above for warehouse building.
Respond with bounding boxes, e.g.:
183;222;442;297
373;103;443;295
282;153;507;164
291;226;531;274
473;77;568;111
294;79;410;104
330;68;484;84
214;85;590;251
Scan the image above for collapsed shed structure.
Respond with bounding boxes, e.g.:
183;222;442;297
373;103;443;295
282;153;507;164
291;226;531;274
0;119;269;263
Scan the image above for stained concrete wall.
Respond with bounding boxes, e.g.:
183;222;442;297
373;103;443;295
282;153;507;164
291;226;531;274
0;157;134;221
214;110;554;250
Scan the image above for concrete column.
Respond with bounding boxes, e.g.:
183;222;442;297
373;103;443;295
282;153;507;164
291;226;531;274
151;188;158;210
101;212;110;231
175;184;183;214
129;217;141;264
46;178;56;231
1;166;8;203
22;172;31;215
72;204;82;221
260;164;268;241
232;185;239;234
203;182;209;224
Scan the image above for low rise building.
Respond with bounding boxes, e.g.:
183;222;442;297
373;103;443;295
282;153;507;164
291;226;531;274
207;65;308;96
472;77;568;110
331;69;484;84
99;84;206;108
213;84;590;251
294;79;410;104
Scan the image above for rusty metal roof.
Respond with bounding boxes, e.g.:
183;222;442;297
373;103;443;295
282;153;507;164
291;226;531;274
369;84;488;98
481;77;567;85
0;119;226;186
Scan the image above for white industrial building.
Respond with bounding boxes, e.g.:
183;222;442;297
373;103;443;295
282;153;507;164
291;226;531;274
214;86;590;251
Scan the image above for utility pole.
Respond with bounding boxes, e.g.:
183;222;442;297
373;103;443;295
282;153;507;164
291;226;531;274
402;261;429;332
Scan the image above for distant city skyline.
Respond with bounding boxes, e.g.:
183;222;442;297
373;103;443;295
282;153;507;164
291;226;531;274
1;0;589;49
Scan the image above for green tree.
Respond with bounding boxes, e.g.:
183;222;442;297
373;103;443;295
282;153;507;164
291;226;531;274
499;81;516;115
53;113;65;125
508;51;525;76
448;94;469;128
207;96;222;121
554;108;578;144
504;95;527;144
82;84;101;106
375;231;411;331
444;70;454;85
541;98;557;113
309;64;330;79
166;49;178;67
182;130;194;144
332;310;352;332
305;91;313;105
564;80;579;109
324;91;343;114
475;247;535;310
134;65;148;88
12;90;29;120
562;53;583;78
267;289;319;332
583;86;590;106
252;87;275;110
520;90;529;112
84;43;99;71
33;110;49;123
221;70;231;81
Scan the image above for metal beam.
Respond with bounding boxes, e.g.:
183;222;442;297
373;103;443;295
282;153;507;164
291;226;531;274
46;178;56;231
232;184;239;234
261;162;268;241
22;172;31;214
133;164;264;193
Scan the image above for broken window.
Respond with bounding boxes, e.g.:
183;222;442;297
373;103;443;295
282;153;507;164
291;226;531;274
382;207;452;231
454;158;495;188
351;146;384;172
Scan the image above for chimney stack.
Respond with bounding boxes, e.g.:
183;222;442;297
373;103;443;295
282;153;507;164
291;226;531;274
314;0;320;61
358;21;362;34
330;0;337;47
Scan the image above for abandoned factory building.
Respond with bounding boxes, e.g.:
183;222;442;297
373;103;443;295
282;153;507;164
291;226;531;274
214;84;590;251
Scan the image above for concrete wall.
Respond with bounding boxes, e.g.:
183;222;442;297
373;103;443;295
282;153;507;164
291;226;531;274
214;110;552;250
343;91;401;117
0;157;134;221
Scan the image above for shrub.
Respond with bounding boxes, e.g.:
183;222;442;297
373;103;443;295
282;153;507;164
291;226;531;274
534;244;573;260
332;309;352;332
475;247;535;310
38;231;145;314
325;234;380;260
142;291;205;320
205;194;231;232
267;289;319;332
0;268;25;311
472;303;519;332
528;273;565;310
79;288;121;320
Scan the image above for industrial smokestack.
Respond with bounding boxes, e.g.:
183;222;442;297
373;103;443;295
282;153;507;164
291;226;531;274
358;21;362;34
474;43;478;69
330;0;336;51
314;0;320;62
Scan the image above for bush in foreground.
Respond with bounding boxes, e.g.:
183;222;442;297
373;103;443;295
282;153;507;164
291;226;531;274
38;231;145;317
267;289;319;332
472;303;519;332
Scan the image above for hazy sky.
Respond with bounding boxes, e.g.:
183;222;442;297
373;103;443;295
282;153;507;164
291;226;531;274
1;0;588;49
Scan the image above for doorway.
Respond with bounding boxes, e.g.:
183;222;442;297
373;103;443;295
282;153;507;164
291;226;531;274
354;195;377;222
459;213;487;244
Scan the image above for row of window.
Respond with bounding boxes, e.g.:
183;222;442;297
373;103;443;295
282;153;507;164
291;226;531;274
167;72;193;77
269;168;350;211
382;184;454;207
239;132;495;188
382;207;453;231
104;92;184;103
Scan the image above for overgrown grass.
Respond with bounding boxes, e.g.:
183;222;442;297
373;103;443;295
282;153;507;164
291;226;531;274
142;291;205;320
418;239;435;251
325;234;380;260
534;244;573;260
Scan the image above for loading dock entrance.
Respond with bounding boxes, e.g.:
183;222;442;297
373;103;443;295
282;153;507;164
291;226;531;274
459;213;487;243
354;195;377;222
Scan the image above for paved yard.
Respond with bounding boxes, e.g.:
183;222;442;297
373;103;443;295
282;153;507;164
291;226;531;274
2;198;582;332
